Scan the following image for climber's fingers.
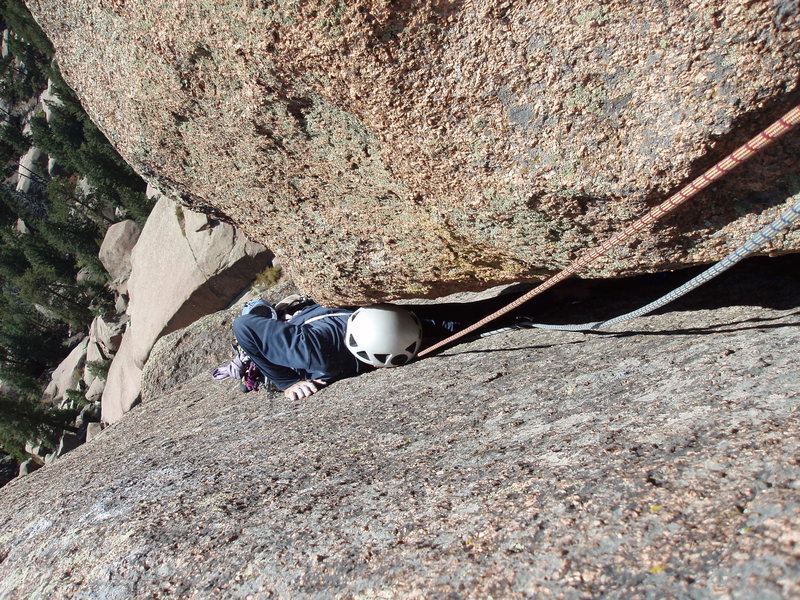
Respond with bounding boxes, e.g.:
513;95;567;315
284;379;327;401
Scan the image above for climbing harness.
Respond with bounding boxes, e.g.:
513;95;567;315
479;193;800;336
212;343;265;392
416;103;800;358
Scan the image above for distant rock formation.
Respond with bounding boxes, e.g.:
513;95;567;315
41;338;88;404
101;190;272;423
98;219;140;293
27;0;800;304
88;315;125;356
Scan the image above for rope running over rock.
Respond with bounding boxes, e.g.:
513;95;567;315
417;103;800;358
512;193;800;332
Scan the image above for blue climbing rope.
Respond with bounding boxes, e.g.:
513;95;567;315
419;104;800;357
500;194;800;334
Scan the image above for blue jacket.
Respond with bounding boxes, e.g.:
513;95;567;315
233;304;370;390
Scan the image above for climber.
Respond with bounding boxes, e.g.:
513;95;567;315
231;297;363;401
230;291;529;401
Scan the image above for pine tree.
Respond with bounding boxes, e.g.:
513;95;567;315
0;114;31;155
0;289;65;367
0;0;54;58
16;264;93;328
0;243;27;279
30;107;83;171
46;176;114;230
29;73;154;226
0;0;159;460
39;180;107;277
15;228;75;279
0;391;77;463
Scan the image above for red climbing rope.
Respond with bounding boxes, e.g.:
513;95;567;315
417;103;800;358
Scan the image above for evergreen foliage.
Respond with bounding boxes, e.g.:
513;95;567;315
0;0;50;107
30;67;154;225
0;114;30;155
17;264;93;327
46;177;114;228
0;2;154;461
0;389;76;463
0;0;54;57
63;388;86;407
86;358;110;381
0;289;66;371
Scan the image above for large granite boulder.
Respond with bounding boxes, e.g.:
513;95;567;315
15;146;43;194
101;333;142;423
89;314;126;354
100;194;272;423
98;219;141;292
41;337;88;404
55;432;82;457
27;0;800;304
16;458;41;478
84;376;105;404
1;255;799;597
23;440;48;465
85;422;103;443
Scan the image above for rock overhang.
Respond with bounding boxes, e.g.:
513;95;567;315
26;0;800;304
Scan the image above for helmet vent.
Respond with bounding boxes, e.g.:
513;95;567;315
391;355;408;366
374;353;389;364
348;334;357;347
405;341;419;354
357;351;369;360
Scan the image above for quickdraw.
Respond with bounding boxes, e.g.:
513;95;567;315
417;103;800;358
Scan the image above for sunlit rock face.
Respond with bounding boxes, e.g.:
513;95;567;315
101;194;271;423
29;0;800;304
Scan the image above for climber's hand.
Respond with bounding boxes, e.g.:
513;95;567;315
284;379;326;401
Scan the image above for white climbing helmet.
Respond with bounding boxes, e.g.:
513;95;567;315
345;304;423;368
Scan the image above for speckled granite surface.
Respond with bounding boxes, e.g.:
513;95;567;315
1;255;798;599
27;0;800;303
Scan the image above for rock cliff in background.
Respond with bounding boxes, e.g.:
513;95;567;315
27;0;800;304
41;337;88;403
101;192;272;423
1;257;799;597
